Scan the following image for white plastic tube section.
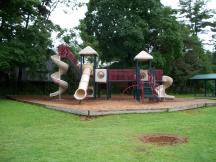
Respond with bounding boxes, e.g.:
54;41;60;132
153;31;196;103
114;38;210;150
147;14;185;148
74;64;93;100
155;75;175;99
50;55;69;97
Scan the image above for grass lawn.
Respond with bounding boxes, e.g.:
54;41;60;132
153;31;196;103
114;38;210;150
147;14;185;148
0;99;216;162
173;93;216;99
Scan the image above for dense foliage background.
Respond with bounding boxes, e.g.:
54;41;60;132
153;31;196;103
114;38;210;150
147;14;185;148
0;0;216;95
80;0;216;92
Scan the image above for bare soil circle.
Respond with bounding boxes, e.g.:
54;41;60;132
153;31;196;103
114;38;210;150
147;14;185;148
139;134;188;145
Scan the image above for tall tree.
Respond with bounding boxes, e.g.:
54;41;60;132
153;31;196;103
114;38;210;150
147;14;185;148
0;0;55;80
80;0;214;92
0;0;81;81
179;0;215;36
80;0;183;70
212;33;216;72
171;25;213;91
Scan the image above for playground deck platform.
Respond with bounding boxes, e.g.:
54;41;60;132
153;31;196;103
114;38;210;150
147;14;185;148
8;96;216;116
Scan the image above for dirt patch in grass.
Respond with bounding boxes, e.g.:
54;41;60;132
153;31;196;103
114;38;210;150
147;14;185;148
139;134;188;145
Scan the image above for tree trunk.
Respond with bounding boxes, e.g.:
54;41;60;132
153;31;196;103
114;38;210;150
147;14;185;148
25;14;30;29
0;18;5;42
18;66;23;81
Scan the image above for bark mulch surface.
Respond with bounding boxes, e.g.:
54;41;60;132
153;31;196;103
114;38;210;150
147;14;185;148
10;95;216;111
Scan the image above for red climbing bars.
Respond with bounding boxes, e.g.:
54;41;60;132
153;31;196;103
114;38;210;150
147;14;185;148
57;44;80;76
58;44;78;66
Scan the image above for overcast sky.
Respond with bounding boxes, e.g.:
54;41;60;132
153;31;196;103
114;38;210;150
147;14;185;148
50;0;216;50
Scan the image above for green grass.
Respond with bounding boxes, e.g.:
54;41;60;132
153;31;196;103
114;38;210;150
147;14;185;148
172;93;216;99
172;93;195;98
1;100;216;162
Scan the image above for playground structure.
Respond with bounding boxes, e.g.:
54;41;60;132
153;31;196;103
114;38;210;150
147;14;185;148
49;54;69;98
74;46;98;100
49;45;79;98
50;45;175;103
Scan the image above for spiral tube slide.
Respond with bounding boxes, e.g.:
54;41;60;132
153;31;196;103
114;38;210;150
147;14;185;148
74;64;93;100
50;55;69;97
155;75;175;99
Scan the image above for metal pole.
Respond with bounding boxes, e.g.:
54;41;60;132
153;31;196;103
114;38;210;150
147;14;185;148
93;56;97;99
58;55;61;100
215;80;216;97
106;82;109;100
82;56;85;64
80;56;83;75
109;82;112;99
193;80;195;97
98;83;101;98
106;69;109;99
204;80;207;97
136;61;140;101
149;60;152;69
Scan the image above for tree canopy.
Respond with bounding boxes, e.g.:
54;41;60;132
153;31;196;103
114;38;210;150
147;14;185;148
0;0;215;93
80;0;184;68
80;0;214;91
0;0;81;80
179;0;216;36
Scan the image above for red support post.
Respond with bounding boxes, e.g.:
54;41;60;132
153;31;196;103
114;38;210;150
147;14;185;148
140;81;144;104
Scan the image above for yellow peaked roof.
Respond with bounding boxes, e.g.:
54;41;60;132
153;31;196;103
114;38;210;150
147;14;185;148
79;46;98;56
134;51;153;61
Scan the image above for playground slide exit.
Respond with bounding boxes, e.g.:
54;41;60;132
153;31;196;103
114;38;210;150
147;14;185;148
74;64;93;100
155;75;175;99
50;54;69;97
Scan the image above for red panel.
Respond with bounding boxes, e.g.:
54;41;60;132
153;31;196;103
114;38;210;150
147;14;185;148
108;69;163;82
154;69;163;81
109;69;136;81
57;44;78;66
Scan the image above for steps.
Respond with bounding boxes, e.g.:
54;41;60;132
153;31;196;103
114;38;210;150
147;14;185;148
142;82;153;98
140;81;160;100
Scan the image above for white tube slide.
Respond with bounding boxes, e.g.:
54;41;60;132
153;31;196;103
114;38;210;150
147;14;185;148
50;55;69;97
74;64;93;100
155;75;175;99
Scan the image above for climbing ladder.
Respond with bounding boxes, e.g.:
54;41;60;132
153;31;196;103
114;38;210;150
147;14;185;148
122;69;162;103
137;70;156;103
